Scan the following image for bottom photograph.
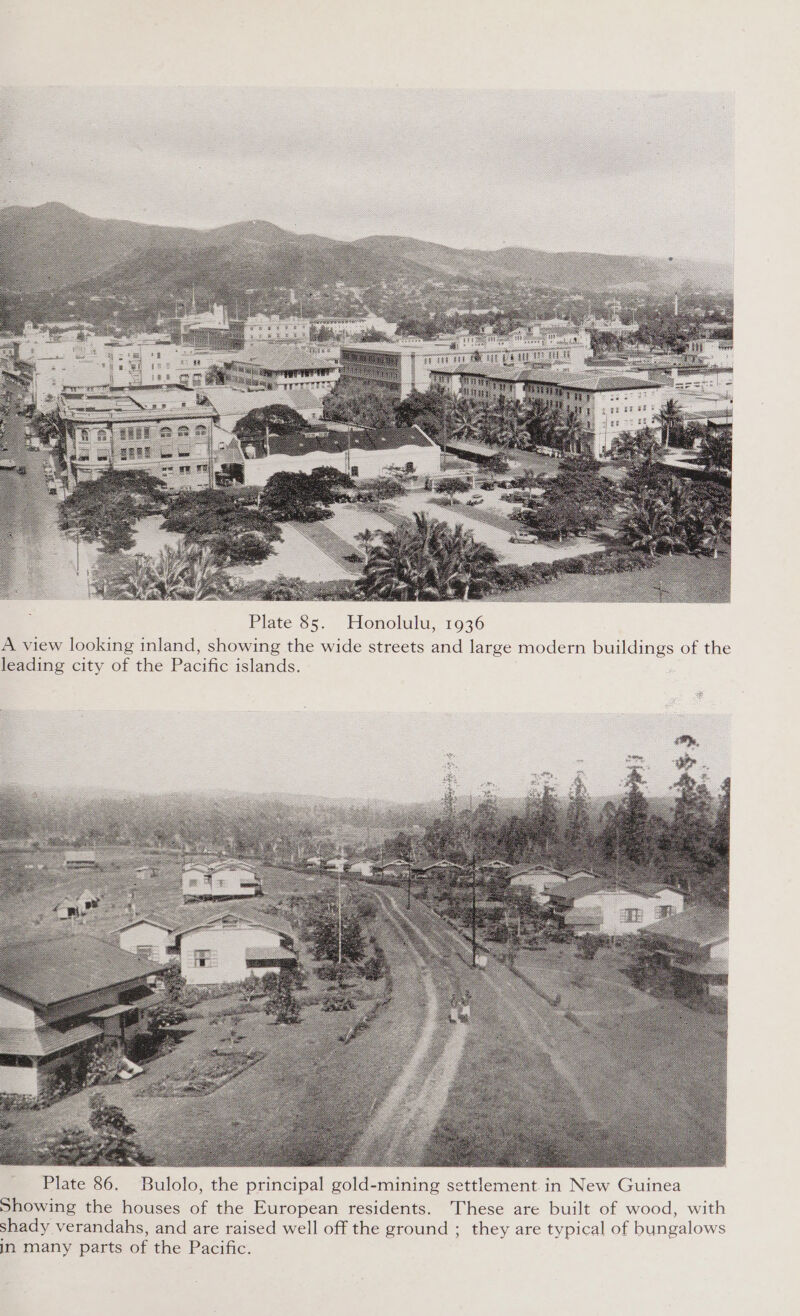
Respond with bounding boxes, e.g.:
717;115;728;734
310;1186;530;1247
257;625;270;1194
0;711;729;1168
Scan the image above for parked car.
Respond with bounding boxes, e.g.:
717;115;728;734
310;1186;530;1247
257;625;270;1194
509;530;539;544
466;495;483;506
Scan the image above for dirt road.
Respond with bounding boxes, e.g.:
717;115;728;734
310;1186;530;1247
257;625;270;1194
354;889;725;1166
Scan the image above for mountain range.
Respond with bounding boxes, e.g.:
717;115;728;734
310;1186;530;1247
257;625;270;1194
0;203;733;298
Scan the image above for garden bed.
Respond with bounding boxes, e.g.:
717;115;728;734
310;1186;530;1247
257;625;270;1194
138;1048;265;1097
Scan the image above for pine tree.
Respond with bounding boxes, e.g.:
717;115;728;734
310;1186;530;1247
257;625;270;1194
671;734;713;863
619;755;650;864
565;768;592;847
536;773;560;855
711;776;730;857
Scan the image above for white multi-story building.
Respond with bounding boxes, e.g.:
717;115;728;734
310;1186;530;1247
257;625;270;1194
341;326;591;401
223;345;339;396
432;363;662;458
59;385;216;489
522;370;663;458
686;338;733;369
229;313;311;348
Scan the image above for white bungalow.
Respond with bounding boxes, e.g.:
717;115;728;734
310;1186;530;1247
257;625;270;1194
64;850;99;870
117;916;175;965
347;860;375;877
548;874;685;937
182;859;262;901
54;896;79;921
0;934;164;1099
77;888;100;914
176;912;296;986
508;864;569;902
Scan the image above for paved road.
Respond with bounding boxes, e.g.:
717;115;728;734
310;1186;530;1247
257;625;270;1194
355;888;725;1166
0;381;86;600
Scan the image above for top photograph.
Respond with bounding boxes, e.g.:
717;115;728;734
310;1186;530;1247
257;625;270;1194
0;89;732;603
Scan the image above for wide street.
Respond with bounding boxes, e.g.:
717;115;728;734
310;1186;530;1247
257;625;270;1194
0;379;86;600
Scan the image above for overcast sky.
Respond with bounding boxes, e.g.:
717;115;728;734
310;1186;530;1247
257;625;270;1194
1;712;729;802
0;88;733;261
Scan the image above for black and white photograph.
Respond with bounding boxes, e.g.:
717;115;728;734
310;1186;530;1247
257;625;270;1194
0;710;729;1167
0;89;732;604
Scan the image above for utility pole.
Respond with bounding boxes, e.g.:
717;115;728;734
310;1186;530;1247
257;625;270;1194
337;872;343;964
471;849;478;968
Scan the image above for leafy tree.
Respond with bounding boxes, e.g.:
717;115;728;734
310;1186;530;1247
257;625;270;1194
308;907;365;964
322;380;395;429
61;471;167;546
36;1095;152;1166
260;470;338;522
394;388;447;439
274;976;301;1024
234;403;308;438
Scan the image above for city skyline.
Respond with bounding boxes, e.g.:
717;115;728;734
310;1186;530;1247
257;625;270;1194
0;88;734;262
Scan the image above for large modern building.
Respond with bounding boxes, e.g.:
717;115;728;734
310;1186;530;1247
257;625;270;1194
340;326;591;400
522;370;663;458
223;344;339;396
228;313;311;349
0;934;164;1099
59;385;216;489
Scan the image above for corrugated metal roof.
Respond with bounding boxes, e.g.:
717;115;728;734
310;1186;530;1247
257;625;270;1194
640;905;728;949
0;935;158;1007
0;1022;103;1057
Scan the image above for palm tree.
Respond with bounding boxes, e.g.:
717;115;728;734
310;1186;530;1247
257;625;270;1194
451;398;479;445
498;401;526;449
103;539;231;600
524;399;552;448
360;513;498;600
622;490;677;557
556;411;583;456
658;398;684;448
178;544;231;599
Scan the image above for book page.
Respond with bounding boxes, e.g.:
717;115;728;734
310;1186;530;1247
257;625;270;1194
0;3;796;1315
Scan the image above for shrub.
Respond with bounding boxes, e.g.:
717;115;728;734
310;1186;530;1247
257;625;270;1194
148;1002;189;1034
274;978;301;1025
321;990;356;1012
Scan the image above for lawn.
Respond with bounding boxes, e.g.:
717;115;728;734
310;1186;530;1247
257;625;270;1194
0;878;429;1167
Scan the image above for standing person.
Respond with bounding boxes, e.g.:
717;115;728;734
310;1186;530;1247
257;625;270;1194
460;990;471;1024
449;993;459;1024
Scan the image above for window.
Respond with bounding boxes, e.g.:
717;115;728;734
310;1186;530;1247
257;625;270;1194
161;446;173;458
120;449;127;461
658;905;676;919
195;424;206;437
144;446;151;458
97;430;107;441
136;447;143;460
193;948;218;968
350;464;359;477
160;427;172;439
188;878;199;888
620;907;643;924
179;465;190;474
136;945;156;961
216;879;227;888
